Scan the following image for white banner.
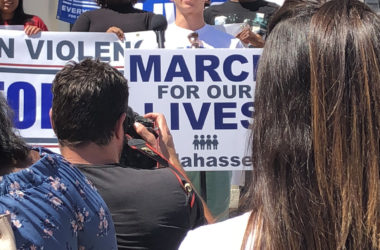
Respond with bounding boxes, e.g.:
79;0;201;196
0;30;154;148
0;30;260;171
125;49;260;171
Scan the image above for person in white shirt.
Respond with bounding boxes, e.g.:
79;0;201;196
161;0;243;222
179;0;380;249
165;0;242;49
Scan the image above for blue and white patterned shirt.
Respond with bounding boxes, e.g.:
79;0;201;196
0;147;117;249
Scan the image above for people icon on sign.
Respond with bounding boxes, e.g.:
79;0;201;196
212;135;218;150
206;135;212;150
193;135;200;150
200;135;206;150
192;135;219;150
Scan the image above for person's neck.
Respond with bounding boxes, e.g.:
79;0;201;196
175;12;206;31
1;12;14;21
108;3;134;13
60;142;121;166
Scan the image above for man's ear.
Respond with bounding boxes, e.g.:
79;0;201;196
49;108;55;131
115;112;127;140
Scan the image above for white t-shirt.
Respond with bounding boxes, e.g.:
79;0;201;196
179;212;253;250
164;23;243;49
139;23;243;49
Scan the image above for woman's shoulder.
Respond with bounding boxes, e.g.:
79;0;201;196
0;147;89;196
0;147;117;248
179;212;251;250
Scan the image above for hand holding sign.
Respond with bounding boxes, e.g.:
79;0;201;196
106;26;125;41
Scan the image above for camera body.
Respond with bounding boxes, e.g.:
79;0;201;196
124;107;155;139
121;107;157;169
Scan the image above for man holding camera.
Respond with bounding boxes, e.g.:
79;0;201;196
50;59;207;250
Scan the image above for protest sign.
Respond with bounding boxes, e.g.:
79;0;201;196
125;49;260;170
0;30;259;170
0;30;154;147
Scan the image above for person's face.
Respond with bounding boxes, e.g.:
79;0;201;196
173;0;205;16
0;0;19;14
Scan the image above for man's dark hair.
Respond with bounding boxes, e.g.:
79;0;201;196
51;59;129;147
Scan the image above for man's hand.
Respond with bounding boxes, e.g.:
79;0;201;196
133;113;183;172
236;27;265;48
24;25;42;36
106;26;125;41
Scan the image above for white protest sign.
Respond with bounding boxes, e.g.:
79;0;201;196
125;49;260;171
0;31;260;170
0;30;155;149
0;25;24;30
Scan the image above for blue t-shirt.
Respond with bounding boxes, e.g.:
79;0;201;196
0;147;117;249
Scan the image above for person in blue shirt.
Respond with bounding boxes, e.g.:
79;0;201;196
0;93;117;249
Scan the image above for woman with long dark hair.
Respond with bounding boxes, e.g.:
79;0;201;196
0;93;117;248
179;0;380;249
0;0;48;35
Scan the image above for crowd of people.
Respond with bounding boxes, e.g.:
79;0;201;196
1;0;380;249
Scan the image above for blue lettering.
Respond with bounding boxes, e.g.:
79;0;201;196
0;38;14;58
219;156;229;167
223;55;249;82
130;55;161;82
114;42;124;61
207;85;221;99
47;40;53;60
78;41;92;61
0;82;3;91
95;42;110;61
206;156;217;167
242;156;252;166
26;39;44;60
7;82;36;129
241;102;254;129
230;156;240;166
183;102;211;130
57;40;75;61
41;83;52;129
195;55;221;82
171;103;179;130
158;85;168;99
214;102;237;129
164;55;192;82
193;153;204;167
144;103;153;113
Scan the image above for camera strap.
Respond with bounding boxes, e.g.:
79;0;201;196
127;138;169;167
127;138;196;208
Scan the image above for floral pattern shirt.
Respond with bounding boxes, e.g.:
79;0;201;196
0;147;117;249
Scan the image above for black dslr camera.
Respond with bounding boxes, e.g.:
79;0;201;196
120;107;157;169
123;107;155;139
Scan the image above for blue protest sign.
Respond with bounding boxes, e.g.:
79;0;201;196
56;0;99;24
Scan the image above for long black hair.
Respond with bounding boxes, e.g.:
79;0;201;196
0;94;30;168
242;0;380;249
0;0;34;25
